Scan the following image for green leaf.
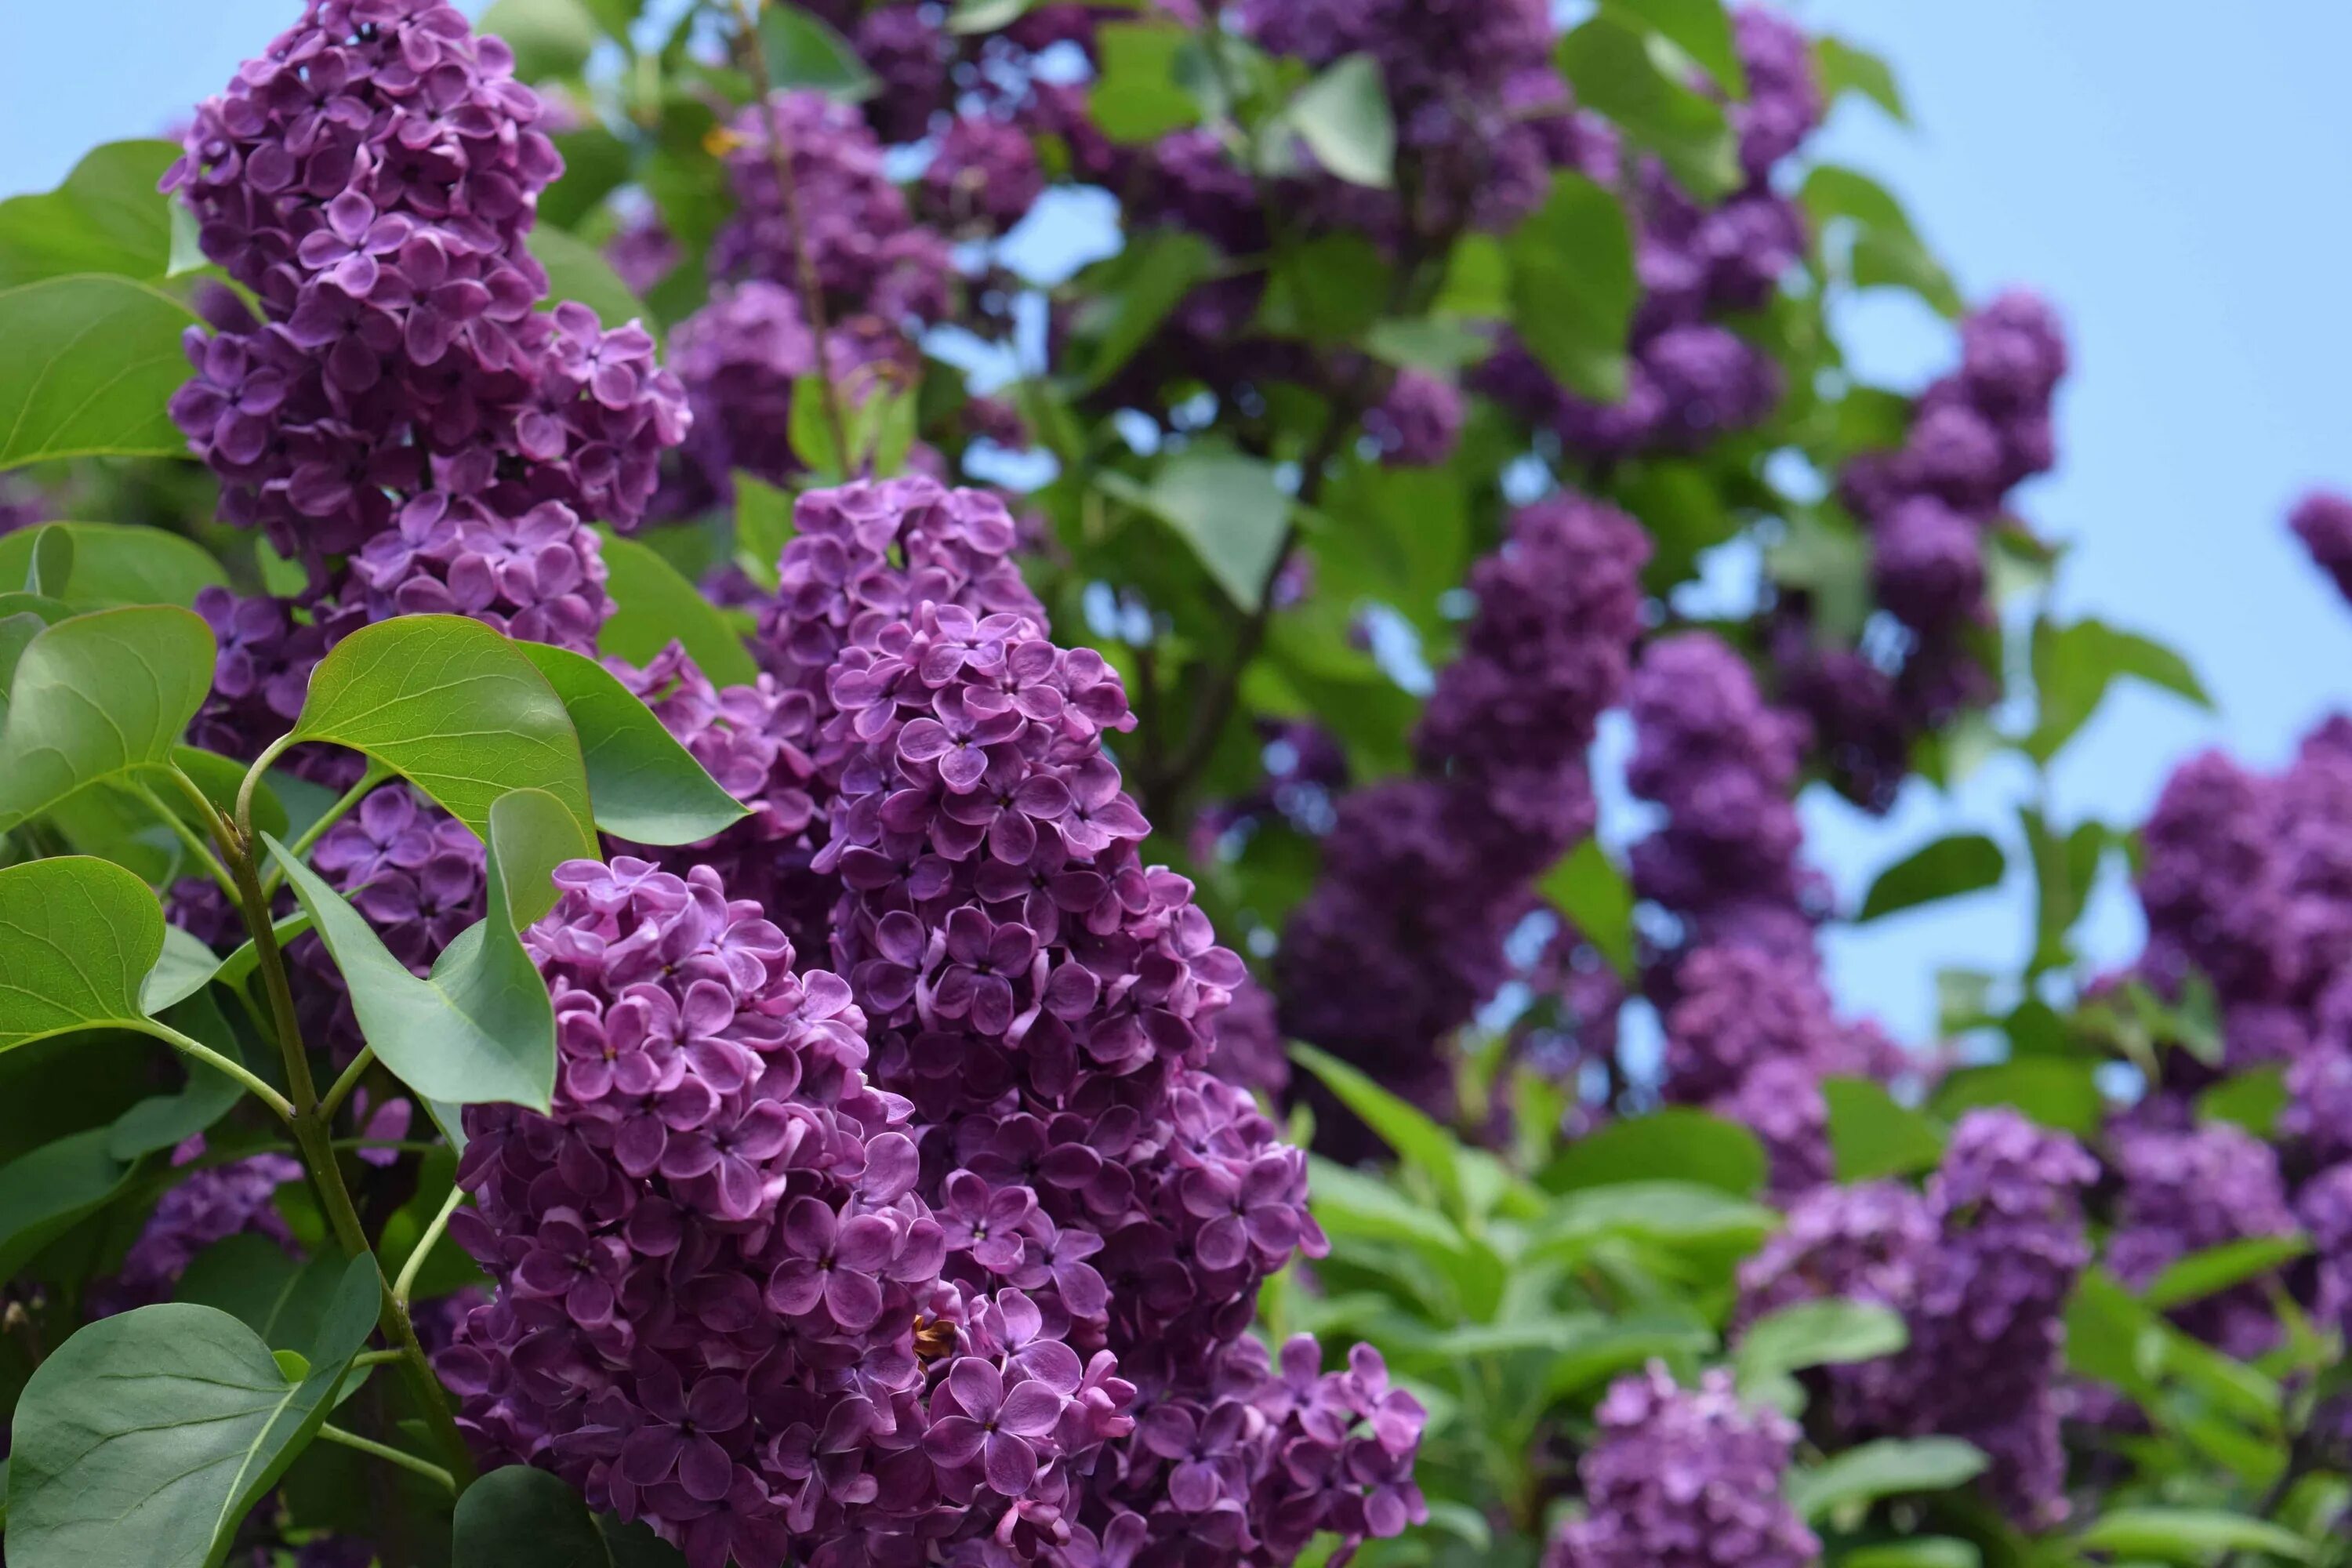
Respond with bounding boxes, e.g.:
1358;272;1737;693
2027;617;2212;764
0;523;228;612
2076;1508;2313;1564
107;991;249;1160
141;924;224;1014
2143;1234;2309;1312
0;605;212;830
1932;1058;2106;1138
1540;1106;1766;1196
0;275;201;470
1259;233;1391;347
949;0;1036;34
453;1465;690;1567
1850;230;1965;320
759;2;878;100
1823;1076;1946;1181
4;1255;378;1568
0;856;165;1052
731;473;796;590
24;524;71;597
0;140;180;288
1737;1300;1907;1411
1290;1043;1464;1210
289;614;597;859
1076;228;1218;390
1089;22;1200;143
1362;317;1492;375
1802;165;1962;319
1838;1542;1980;1568
1815;34;1908;123
481;0;601;79
0;1127;144;1282
516;643;749;847
2198;1067;2288;1139
1538;837;1636;980
528;225;654;336
1116;450;1290;612
1537;1181;1778;1254
263;790;564;1110
1557;17;1740;199
595;531;761;687
176;1237;349;1351
0;610;45;717
1856;832;2005;923
1505;172;1637;402
1286;54;1394;188
1305;1155;1470;1258
1785;1438;1987;1523
1600;0;1744;95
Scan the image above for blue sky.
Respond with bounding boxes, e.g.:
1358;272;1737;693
6;1;2349;1040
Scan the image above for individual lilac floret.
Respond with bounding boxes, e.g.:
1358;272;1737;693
162;0;688;569
1545;1363;1818;1568
2291;490;2352;604
2105;1120;2293;1357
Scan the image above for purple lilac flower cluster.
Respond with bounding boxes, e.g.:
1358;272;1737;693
1481;9;1813;459
1660;946;1897;1192
1543;1363;1817;1568
1779;294;2068;811
91;1138;303;1316
2103;1120;2293;1358
786;478;1426;1563
2292;490;2352;604
162;0;686;612
1276;496;1649;1119
1737;1110;2094;1525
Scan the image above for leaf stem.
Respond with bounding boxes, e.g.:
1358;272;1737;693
316;1423;456;1494
235;731;297;846
128;1018;296;1122
731;0;855;477
261;761;389;898
132;778;238;898
318;1045;377;1123
352;1348;405;1368
393;1183;468;1311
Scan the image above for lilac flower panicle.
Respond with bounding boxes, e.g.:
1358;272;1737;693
1362;370;1465;468
1545;1363;1817;1568
2105;1120;2292;1357
163;0;688;593
1279;497;1647;1121
95;1140;303;1315
2292;489;2352;605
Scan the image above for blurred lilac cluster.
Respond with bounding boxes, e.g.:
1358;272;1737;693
1777;294;2069;811
1544;1363;1817;1568
1276;496;1648;1122
1483;9;1816;460
1738;1109;2096;1524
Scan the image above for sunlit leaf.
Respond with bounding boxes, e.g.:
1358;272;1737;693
0;275;201;470
0;140;179;288
0;605;212;832
517;642;750;846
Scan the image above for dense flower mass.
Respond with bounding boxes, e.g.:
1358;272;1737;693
1277;495;1648;1119
162;0;687;615
2105;1120;2293;1357
1544;1363;1817;1568
1737;1110;2093;1526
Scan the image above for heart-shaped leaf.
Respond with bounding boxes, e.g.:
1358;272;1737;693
4;1254;378;1568
593;531;760;687
0;605;214;831
517;641;750;846
0;522;228;611
1284;54;1394;189
264;789;565;1110
288;614;596;860
0;140;180;288
0;275;201;471
0;855;165;1053
1785;1437;1988;1523
454;1465;689;1568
